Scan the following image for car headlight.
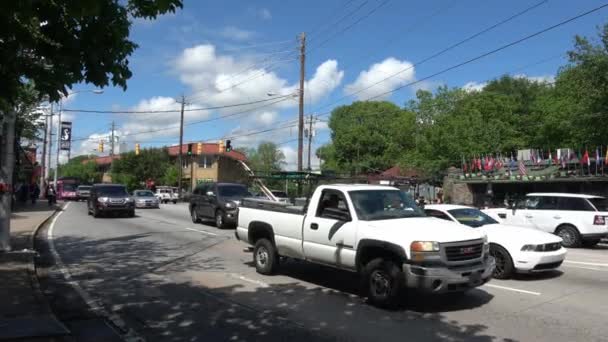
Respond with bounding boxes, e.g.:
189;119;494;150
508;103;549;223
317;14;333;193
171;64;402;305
521;244;538;251
97;197;109;203
410;241;440;252
225;202;236;209
126;198;134;203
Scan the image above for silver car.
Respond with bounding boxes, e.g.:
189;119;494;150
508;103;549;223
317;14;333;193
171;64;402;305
132;190;160;208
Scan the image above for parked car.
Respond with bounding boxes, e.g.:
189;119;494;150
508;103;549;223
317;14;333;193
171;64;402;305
189;182;251;228
76;185;92;201
484;193;608;248
132;189;160;209
425;204;566;279
155;186;177;204
236;184;495;307
87;184;135;218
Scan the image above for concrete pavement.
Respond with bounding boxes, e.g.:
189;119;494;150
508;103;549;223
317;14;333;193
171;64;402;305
40;202;608;341
0;201;69;341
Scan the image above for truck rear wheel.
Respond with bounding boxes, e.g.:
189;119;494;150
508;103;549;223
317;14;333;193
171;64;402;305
363;258;403;308
253;239;279;275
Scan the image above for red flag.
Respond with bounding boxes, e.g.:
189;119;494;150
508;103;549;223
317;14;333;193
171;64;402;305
582;150;590;166
518;160;527;176
476;157;482;171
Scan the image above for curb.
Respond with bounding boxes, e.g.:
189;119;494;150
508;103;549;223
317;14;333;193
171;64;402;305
27;203;68;325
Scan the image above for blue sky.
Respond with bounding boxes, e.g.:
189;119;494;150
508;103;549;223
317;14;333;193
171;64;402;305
58;0;608;169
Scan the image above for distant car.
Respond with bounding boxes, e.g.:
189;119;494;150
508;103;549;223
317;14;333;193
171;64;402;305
155;186;177;204
270;190;290;203
189;182;251;228
425;204;566;279
87;184;135;218
76;185;92;201
132;189;160;209
484;192;608;248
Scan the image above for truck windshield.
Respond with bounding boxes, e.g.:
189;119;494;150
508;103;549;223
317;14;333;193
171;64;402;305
219;185;250;198
448;208;498;228
349;190;424;221
97;186;128;197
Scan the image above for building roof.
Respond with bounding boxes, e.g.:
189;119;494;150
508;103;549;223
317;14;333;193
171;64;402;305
526;192;604;199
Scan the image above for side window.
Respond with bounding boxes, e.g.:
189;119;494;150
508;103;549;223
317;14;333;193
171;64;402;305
316;190;349;219
425;209;452;221
525;196;541;209
558;197;594;211
537;196;559;210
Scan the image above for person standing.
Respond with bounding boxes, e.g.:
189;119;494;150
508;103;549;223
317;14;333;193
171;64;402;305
31;183;40;204
46;184;56;206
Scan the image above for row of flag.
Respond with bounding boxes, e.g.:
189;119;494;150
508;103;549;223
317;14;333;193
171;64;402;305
461;148;608;176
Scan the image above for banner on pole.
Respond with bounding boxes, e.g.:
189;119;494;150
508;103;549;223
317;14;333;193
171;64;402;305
60;121;72;151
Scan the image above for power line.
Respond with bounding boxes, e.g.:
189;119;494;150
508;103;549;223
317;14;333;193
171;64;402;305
306;0;359;38
307;0;370;42
310;0;550;114
62;94;295;114
219;39;294;52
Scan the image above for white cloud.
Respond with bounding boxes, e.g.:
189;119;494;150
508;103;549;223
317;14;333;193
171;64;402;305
258;8;272;20
513;73;555;84
257;111;278;125
280;146;321;171
463;81;487;92
219;26;256;41
345;57;415;100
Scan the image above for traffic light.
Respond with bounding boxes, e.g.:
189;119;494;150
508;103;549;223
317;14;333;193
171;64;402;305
99;140;104;153
225;140;232;152
187;143;193;156
218;140;224;153
196;142;203;155
135;143;140;155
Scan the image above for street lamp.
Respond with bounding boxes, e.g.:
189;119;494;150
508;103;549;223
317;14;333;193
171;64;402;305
54;89;103;186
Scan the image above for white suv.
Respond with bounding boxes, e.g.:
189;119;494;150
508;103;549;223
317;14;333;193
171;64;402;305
484;193;608;248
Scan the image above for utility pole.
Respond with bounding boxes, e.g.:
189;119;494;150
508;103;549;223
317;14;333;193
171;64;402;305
177;96;185;198
54;101;62;186
47;105;53;184
110;121;115;156
297;32;306;172
0;109;16;251
307;114;313;171
39;110;49;193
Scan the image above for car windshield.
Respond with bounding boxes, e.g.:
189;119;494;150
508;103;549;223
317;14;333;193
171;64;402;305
448;208;498;228
63;184;77;191
349;190;424;221
218;185;250;198
77;186;91;191
134;191;154;197
588;197;608;211
97;186;128;197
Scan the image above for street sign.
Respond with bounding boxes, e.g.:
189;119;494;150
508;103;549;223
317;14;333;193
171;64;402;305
60;121;72;151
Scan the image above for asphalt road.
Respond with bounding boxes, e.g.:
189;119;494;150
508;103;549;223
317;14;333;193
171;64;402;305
42;201;608;342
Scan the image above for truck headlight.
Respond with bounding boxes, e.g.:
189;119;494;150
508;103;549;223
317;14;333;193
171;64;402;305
410;241;440;252
97;197;109;203
225;201;236;209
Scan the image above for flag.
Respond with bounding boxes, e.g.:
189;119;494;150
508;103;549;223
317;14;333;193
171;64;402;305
537;150;543;165
552;150;559;165
487;155;494;171
582;149;590;167
530;150;537;165
605;146;608;166
476;156;482;171
518;160;527;176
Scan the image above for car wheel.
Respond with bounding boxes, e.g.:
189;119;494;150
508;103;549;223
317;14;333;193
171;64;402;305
582;239;600;248
215;210;226;229
363;258;404;308
129;210;135;218
172;200;177;204
556;225;581;248
93;207;100;218
191;207;200;223
253;238;279;275
490;244;514;279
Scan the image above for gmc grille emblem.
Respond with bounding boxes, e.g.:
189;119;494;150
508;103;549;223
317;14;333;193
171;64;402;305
460;247;475;254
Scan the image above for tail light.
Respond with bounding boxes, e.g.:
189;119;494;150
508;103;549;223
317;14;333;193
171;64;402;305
593;215;605;225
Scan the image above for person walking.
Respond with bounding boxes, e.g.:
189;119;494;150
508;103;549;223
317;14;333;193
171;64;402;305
46;184;56;206
31;183;40;204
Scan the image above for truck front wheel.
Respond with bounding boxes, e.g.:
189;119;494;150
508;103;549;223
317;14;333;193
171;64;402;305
363;258;404;308
253;239;279;275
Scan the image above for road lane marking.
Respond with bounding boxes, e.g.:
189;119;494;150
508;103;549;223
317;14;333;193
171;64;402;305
483;283;541;296
562;264;606;271
47;202;144;342
564;260;608;267
185;227;218;236
228;273;270;288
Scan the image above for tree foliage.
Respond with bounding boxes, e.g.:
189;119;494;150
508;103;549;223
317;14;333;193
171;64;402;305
246;142;286;174
111;148;171;190
318;23;608;178
0;0;182;103
58;157;101;184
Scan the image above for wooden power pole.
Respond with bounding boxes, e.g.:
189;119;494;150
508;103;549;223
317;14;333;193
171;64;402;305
177;96;185;197
298;32;306;172
307;114;313;171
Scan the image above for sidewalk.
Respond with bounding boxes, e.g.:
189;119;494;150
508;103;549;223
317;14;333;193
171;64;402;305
0;201;69;341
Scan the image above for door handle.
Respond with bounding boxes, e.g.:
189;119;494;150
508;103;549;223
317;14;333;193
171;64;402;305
310;223;319;230
525;215;533;218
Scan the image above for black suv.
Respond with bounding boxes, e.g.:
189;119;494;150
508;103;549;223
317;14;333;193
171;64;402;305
87;184;135;218
189;182;250;228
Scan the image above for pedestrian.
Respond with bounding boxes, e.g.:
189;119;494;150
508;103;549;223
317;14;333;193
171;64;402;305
46;184;56;206
31;183;40;204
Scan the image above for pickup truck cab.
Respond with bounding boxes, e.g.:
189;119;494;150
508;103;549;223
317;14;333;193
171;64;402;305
484;193;608;248
236;185;495;307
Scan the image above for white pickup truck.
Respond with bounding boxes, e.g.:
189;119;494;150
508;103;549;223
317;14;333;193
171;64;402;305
236;184;495;307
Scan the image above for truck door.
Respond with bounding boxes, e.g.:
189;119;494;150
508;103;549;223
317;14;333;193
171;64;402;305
303;189;358;269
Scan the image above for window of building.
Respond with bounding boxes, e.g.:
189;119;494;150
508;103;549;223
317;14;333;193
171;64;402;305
197;155;214;168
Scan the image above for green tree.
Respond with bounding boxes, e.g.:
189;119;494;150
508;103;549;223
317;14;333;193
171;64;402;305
58;159;101;184
111;148;171;190
318;101;416;174
0;0;182;103
162;165;179;186
247;142;286;174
